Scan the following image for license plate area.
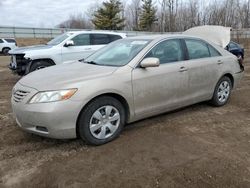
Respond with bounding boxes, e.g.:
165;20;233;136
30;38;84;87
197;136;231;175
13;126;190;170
10;55;17;69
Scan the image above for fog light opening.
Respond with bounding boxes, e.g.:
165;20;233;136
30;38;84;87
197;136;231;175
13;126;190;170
36;126;48;133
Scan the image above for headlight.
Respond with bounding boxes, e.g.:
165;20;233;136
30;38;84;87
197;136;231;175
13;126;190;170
29;89;77;104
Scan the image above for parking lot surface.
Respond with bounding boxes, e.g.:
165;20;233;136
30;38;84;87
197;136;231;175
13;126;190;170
0;56;250;188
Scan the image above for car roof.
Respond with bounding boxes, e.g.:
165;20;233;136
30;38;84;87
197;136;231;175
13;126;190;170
124;34;203;41
1;38;16;40
66;30;126;36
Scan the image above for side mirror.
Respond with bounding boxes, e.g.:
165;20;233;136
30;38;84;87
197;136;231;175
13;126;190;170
64;40;74;47
140;57;160;68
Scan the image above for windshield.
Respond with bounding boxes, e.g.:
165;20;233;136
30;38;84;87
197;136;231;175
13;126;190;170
47;33;72;45
84;39;151;67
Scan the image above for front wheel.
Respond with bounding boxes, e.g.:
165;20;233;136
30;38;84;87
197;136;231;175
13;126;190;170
210;76;232;107
78;96;125;145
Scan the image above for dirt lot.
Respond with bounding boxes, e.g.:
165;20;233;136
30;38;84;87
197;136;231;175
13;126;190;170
0;56;250;188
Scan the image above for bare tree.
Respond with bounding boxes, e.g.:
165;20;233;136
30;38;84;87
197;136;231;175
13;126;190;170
124;0;141;30
58;13;93;29
56;0;250;32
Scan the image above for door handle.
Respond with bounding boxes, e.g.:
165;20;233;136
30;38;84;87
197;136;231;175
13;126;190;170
179;66;188;72
217;60;223;65
84;48;92;50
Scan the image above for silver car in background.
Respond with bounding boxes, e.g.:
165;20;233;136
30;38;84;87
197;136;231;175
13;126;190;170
11;29;244;145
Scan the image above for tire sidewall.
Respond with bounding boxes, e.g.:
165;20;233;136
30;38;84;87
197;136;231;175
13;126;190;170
212;77;232;106
78;96;125;145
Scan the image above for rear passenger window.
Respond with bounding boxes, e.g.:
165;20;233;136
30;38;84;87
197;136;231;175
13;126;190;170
208;44;221;57
5;39;16;43
0;39;3;43
109;35;122;42
145;39;183;64
185;39;210;59
72;34;90;46
91;34;110;45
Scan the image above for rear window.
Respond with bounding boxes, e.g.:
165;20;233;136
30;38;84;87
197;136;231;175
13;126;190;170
229;42;239;49
91;34;110;45
109;34;122;42
4;39;16;43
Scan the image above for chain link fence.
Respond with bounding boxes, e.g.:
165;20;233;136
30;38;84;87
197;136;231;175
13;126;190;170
0;26;180;38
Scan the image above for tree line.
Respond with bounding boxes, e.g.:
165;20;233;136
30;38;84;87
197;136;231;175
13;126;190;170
58;0;250;32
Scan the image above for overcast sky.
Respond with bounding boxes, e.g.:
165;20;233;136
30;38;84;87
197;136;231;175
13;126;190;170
0;0;103;28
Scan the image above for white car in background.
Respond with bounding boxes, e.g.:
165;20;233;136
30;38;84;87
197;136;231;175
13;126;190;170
9;31;126;75
0;38;17;55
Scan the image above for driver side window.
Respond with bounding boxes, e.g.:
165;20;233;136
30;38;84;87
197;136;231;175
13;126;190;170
71;34;90;46
145;39;184;64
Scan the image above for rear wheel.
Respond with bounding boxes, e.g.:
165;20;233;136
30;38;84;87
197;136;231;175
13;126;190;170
29;60;53;73
210;76;232;107
78;96;125;145
2;48;10;55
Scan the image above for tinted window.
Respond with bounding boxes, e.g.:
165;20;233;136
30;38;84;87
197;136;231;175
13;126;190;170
72;34;90;46
109;34;122;42
208;44;221;57
4;39;16;43
229;42;238;49
91;34;110;45
0;39;3;43
145;39;183;64
185;39;210;59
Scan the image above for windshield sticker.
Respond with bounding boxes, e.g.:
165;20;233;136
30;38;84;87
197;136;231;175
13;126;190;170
131;41;148;45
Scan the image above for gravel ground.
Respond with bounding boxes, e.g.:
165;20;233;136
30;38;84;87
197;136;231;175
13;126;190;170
0;55;250;188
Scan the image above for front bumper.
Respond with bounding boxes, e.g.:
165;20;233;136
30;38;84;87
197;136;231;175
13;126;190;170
9;54;31;75
11;83;83;139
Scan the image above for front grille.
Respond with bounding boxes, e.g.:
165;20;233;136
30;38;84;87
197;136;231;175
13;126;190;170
11;54;30;75
13;90;30;103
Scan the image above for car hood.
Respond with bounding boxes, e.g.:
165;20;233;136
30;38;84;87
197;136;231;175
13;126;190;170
9;45;53;54
19;61;119;91
184;25;231;48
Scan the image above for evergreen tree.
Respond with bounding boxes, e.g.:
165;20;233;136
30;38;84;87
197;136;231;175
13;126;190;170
92;0;125;30
139;0;157;31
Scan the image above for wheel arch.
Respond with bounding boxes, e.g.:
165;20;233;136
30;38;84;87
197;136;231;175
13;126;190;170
2;47;11;51
76;92;131;138
26;58;56;74
222;73;234;88
31;58;56;66
2;47;11;53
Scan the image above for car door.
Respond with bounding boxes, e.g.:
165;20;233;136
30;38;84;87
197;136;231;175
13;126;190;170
90;34;112;51
183;38;223;102
132;39;189;118
61;33;92;62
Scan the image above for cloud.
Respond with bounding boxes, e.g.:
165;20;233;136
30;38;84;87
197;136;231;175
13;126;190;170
0;0;103;27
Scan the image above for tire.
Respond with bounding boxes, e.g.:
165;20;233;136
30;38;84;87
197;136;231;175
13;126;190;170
210;76;232;107
78;96;125;145
29;60;53;73
2;48;10;55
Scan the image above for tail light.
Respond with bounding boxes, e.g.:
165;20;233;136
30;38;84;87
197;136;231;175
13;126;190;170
238;58;244;71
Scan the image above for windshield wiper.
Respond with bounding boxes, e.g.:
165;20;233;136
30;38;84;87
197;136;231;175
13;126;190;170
79;58;84;62
84;61;98;65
